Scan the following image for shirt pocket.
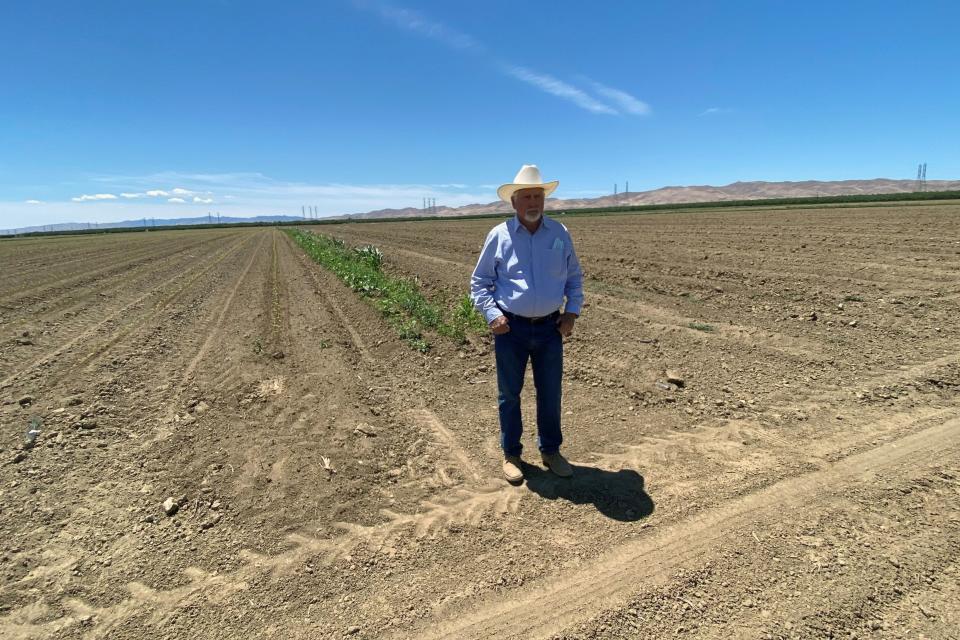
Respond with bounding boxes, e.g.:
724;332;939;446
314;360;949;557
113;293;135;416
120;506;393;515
546;247;566;278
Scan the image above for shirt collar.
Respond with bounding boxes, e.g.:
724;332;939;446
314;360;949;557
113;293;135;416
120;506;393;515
510;214;551;235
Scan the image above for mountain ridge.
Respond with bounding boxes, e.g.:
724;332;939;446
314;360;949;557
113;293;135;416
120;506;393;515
347;178;960;220
5;178;958;234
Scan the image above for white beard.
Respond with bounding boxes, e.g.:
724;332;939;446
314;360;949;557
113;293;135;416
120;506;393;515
522;210;542;223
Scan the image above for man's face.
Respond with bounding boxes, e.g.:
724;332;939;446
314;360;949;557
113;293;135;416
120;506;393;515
512;188;545;223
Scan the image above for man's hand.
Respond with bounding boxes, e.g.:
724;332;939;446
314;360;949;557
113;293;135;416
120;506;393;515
490;315;510;335
556;312;577;338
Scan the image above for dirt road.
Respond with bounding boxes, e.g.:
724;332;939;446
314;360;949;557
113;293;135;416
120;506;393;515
1;205;958;639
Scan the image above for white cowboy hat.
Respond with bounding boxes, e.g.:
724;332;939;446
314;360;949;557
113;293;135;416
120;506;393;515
497;164;559;203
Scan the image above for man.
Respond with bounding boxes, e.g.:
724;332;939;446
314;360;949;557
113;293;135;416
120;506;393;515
470;164;584;484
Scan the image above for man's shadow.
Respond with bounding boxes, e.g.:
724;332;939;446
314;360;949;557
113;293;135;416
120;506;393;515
522;461;654;522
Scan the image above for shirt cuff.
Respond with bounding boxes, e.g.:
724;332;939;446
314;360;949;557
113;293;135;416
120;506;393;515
484;307;504;324
564;303;581;317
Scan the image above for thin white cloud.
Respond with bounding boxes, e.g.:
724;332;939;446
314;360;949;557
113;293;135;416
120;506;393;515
25;199;43;204
699;107;734;116
504;66;618;115
120;192;144;199
146;189;169;197
359;2;650;117
587;80;651;115
193;196;214;204
71;193;118;202
370;2;483;53
1;171;509;228
171;187;195;196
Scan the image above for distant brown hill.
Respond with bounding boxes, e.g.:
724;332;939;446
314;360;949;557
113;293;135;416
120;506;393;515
346;178;960;220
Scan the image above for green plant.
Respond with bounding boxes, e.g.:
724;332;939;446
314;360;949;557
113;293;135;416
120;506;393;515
448;294;488;342
287;230;486;351
253;337;263;354
843;294;864;302
354;245;384;269
687;322;716;332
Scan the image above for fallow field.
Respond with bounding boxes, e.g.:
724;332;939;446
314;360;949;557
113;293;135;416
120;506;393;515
1;203;958;639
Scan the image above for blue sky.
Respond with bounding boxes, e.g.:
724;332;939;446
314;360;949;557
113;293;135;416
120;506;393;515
2;0;958;228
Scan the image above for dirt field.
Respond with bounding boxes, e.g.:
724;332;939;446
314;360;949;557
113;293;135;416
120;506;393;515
1;204;958;640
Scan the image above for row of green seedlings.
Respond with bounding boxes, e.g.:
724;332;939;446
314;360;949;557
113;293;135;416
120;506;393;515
286;229;487;351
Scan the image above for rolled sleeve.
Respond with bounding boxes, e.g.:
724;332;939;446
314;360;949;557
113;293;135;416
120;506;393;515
470;229;503;324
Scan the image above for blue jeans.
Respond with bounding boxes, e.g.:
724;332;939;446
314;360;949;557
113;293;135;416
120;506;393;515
494;316;563;457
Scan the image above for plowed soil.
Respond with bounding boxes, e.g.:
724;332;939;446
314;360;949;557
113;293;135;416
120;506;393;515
1;204;959;640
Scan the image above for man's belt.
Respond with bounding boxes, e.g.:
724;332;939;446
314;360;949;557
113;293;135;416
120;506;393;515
501;309;560;325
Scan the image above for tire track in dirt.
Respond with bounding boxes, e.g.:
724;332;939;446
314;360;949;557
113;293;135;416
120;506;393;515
333;239;830;362
0;234;252;389
286;234;486;485
762;350;960;415
0;235;239;378
3;406;950;639
407;414;960;640
590;294;826;360
179;232;269;387
0;234;224;304
0;233;235;325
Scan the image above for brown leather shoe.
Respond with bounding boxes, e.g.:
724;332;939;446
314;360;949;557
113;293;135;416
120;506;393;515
541;452;573;477
503;455;524;484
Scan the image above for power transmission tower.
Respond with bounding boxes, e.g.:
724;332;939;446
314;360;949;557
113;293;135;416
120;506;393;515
625;181;629;196
614;183;617;196
217;212;221;224
922;163;927;191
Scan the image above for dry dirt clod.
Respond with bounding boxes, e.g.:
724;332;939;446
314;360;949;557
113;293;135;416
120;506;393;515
18;395;34;407
354;423;377;437
665;371;685;388
162;497;179;516
200;513;222;530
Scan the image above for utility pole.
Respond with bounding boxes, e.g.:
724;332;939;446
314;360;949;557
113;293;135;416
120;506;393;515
217;212;221;224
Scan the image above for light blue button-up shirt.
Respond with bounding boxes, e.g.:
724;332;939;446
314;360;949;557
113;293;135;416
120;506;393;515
470;215;584;323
